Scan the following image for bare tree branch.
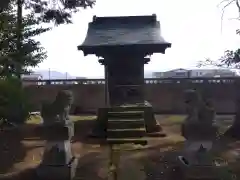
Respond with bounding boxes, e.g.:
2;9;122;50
217;0;231;7
236;0;240;15
220;0;235;32
199;0;240;69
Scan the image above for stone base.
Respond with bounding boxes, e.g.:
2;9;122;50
90;108;108;138
181;123;217;140
182;166;219;180
224;122;240;139
90;104;164;138
143;105;162;133
172;156;220;180
184;141;213;152
39;121;74;141
41;141;73;165
36;157;78;180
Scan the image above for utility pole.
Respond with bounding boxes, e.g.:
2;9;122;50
48;68;51;80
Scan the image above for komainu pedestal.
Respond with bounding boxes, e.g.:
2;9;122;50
176;89;219;180
37;90;78;180
224;95;240;139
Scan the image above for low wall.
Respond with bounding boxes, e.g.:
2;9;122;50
23;77;238;114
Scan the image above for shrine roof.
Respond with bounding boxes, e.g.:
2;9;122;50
78;15;171;56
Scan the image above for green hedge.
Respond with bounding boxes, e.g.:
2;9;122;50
0;78;30;124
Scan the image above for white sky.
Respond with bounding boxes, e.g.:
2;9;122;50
34;0;240;78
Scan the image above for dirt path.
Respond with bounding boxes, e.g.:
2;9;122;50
0;115;238;180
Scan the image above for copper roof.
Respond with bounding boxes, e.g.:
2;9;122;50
78;15;171;56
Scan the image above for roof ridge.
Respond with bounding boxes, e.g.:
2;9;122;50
91;15;157;25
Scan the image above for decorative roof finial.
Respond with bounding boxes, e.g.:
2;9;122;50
152;14;157;21
93;15;97;21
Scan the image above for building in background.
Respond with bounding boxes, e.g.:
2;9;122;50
153;68;190;78
22;73;43;80
22;73;43;86
189;69;237;77
75;77;87;79
153;68;237;78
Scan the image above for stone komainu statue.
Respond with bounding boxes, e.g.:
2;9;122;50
182;89;216;139
41;90;74;124
184;89;200;124
184;89;215;124
37;90;77;180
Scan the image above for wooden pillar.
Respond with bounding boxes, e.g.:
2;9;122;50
106;56;145;106
104;65;109;107
100;56;150;107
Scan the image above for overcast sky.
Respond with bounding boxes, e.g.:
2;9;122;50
34;0;240;78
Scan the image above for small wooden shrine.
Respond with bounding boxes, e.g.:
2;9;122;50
78;14;171;144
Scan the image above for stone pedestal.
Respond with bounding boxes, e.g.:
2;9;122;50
90;108;108;138
37;121;77;180
224;103;240;139
174;155;222;180
91;56;162;138
37;158;78;180
181;122;217;164
143;104;162;133
90;102;163;138
181;123;217;141
176;121;220;180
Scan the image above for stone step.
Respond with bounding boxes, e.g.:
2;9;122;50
146;132;167;137
107;111;144;119
107;107;146;112
107;119;145;129
107;128;146;138
186;178;219;180
107;138;148;145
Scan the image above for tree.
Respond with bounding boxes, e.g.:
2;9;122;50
199;0;240;139
0;1;48;124
0;77;31;125
2;0;95;25
0;0;95;124
0;1;49;78
0;0;95;77
197;50;240;69
198;0;240;68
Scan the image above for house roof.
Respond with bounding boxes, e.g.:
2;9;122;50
78;15;171;56
165;68;188;73
22;73;42;78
